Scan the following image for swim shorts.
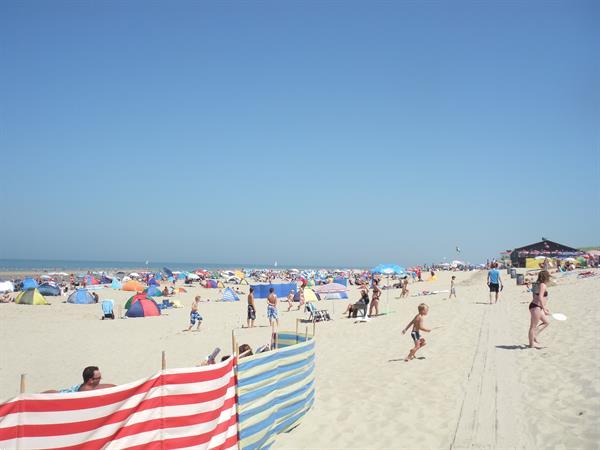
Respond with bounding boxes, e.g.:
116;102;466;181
190;311;202;325
489;283;500;293
410;331;421;344
267;304;278;320
247;304;256;320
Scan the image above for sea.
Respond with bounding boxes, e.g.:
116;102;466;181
0;259;345;273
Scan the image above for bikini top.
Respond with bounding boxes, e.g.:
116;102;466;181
532;283;548;297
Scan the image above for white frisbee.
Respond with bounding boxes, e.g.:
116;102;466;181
552;313;567;321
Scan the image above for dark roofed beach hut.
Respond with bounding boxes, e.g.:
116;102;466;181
510;239;581;267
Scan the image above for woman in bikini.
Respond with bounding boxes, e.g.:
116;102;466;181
528;270;551;348
368;279;381;316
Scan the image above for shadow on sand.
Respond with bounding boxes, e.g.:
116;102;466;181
496;344;533;350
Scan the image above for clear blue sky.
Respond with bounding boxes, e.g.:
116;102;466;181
1;1;598;267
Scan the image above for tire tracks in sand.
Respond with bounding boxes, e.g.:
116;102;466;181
450;298;534;450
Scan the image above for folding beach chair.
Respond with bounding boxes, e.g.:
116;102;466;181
305;302;330;322
101;299;115;320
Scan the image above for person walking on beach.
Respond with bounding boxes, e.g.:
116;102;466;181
487;262;502;304
400;277;409;298
184;296;202;331
267;287;279;333
368;279;381;316
402;303;431;361
247;287;256;328
528;270;551;348
286;289;295;312
448;276;457;299
298;286;305;311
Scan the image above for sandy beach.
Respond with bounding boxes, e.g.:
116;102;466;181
1;269;598;449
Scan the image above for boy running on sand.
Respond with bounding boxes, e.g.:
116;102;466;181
184;296;202;331
402;303;431;361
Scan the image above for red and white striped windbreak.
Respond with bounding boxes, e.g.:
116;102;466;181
0;358;238;450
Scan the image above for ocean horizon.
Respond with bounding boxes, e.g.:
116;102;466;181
0;258;359;273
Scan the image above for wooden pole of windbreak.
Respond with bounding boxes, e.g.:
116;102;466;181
312;320;316;337
162;351;166;370
20;374;26;394
295;319;299;343
304;326;309;342
232;329;242;450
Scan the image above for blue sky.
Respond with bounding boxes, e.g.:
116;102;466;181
1;1;598;267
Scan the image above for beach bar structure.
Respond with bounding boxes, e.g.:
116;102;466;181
509;239;582;268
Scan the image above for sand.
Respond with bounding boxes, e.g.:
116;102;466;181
1;270;598;449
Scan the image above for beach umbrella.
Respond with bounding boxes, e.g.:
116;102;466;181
371;263;405;315
187;273;200;280
163;267;174;277
371;264;405;275
314;283;348;294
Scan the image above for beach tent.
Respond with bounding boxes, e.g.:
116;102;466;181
148;277;160;286
100;275;112;284
205;280;218;288
125;296;161;318
67;289;96;304
177;272;187;280
217;281;224;288
15;289;48;305
38;283;62;296
111;278;122;289
0;281;15;293
22;278;38;290
125;293;147;310
222;288;240;302
145;286;162;297
122;280;144;292
84;275;99;285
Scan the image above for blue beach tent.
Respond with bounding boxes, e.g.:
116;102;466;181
67;289;96;304
38;283;61;296
222;288;240;302
111;278;122;289
22;278;38;290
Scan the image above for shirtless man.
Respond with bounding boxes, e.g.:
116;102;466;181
247;287;256;328
402;303;431;361
79;366;115;391
44;366;115;393
286;289;295;312
267;287;279;333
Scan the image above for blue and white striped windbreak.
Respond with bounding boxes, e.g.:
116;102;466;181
237;333;315;450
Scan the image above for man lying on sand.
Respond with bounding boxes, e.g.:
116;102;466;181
43;366;115;393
